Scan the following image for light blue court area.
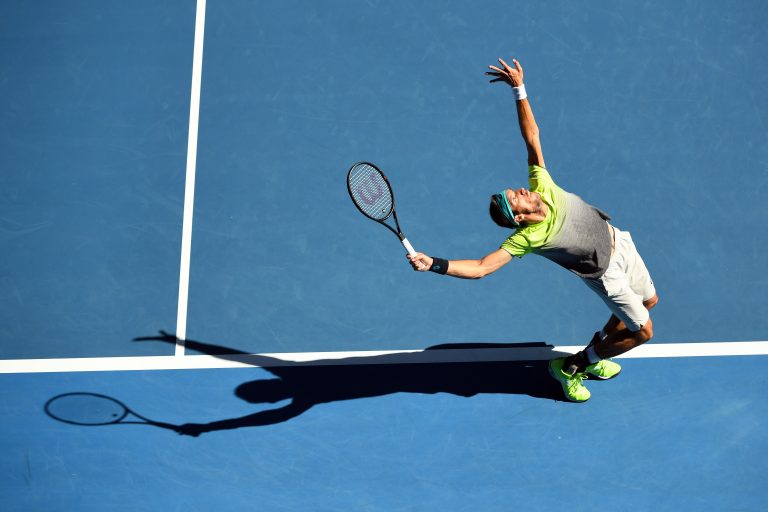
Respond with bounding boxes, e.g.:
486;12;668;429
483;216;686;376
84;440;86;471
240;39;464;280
2;0;768;510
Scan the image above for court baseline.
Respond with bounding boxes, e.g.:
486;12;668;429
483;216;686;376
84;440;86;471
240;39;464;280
1;341;766;373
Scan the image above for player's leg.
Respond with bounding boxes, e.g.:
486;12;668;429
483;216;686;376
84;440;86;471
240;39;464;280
591;294;658;345
594;316;653;359
583;295;658;381
566;279;647;375
564;228;656;376
548;285;635;400
549;228;656;400
595;229;658;357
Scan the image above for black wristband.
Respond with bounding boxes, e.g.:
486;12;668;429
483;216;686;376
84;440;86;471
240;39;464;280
429;257;449;275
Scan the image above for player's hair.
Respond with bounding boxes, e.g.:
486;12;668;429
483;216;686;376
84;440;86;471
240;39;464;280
489;195;516;229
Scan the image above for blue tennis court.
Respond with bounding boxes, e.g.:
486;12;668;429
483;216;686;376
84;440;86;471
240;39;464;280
2;1;767;510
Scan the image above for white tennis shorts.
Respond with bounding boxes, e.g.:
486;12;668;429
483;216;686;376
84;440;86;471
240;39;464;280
582;226;656;332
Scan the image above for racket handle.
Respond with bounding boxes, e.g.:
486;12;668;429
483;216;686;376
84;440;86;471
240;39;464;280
401;237;417;256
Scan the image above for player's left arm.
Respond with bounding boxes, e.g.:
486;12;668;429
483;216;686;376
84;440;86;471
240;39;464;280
407;248;512;279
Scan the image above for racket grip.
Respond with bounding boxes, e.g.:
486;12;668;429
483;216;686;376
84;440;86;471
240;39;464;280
401;238;417;256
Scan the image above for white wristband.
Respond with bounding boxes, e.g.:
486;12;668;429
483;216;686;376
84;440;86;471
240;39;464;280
512;84;527;101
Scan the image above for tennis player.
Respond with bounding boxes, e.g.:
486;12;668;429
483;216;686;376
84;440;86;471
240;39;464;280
407;57;658;402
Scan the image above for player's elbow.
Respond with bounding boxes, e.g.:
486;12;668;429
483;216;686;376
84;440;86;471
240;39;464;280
524;127;540;141
473;264;498;279
461;262;490;280
473;252;511;279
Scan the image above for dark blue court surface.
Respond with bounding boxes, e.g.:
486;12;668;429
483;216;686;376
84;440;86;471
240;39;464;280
2;355;767;511
1;0;767;510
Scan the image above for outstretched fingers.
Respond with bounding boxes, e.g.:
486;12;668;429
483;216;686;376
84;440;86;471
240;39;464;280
486;57;523;86
498;57;513;71
486;65;509;84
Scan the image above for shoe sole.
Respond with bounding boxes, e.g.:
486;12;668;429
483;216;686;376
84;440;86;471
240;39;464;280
548;361;590;402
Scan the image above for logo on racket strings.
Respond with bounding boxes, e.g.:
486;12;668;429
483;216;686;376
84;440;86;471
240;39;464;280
356;176;384;205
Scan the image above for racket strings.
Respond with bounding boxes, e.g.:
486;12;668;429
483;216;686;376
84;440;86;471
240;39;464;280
348;164;393;220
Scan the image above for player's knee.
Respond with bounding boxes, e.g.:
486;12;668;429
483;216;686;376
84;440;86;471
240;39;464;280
634;317;653;344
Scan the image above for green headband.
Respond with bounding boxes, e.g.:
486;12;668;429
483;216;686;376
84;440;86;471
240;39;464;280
494;191;521;228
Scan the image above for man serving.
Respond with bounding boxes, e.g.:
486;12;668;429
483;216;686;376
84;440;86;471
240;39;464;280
407;57;659;402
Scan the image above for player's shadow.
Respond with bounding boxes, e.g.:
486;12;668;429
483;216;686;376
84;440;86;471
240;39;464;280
134;332;573;436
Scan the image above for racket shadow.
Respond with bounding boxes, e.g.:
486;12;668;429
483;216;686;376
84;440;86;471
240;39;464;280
43;391;179;432
131;332;574;437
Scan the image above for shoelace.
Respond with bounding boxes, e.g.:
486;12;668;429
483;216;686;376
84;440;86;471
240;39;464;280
566;372;586;392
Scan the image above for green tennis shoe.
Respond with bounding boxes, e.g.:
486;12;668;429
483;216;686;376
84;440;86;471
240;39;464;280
548;358;591;402
585;359;622;380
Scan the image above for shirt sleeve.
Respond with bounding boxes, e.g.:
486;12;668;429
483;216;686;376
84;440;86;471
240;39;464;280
500;231;532;258
528;165;554;191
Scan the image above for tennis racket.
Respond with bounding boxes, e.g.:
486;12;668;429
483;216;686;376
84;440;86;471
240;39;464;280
45;392;177;431
347;161;417;257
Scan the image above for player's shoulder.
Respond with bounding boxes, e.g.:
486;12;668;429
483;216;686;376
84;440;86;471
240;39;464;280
500;229;531;257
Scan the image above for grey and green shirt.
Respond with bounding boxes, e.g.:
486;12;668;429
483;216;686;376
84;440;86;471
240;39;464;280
500;165;612;279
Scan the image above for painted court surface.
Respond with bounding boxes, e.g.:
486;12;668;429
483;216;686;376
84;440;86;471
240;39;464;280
1;1;767;510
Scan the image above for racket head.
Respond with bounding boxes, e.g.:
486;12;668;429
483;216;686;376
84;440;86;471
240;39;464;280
347;162;395;221
45;392;130;426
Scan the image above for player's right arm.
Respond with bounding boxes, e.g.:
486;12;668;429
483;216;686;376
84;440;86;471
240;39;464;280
407;249;512;279
487;57;545;168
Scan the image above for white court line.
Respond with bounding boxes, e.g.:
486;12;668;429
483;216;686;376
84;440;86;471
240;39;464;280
175;0;207;356
1;342;767;374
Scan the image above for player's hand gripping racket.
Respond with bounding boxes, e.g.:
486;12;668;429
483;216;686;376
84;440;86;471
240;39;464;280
45;392;178;431
347;161;418;259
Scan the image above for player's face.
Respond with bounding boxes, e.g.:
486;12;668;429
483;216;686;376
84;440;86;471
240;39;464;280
506;188;541;214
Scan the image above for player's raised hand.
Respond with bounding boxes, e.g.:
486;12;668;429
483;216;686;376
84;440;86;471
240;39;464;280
486;57;524;87
407;253;432;272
